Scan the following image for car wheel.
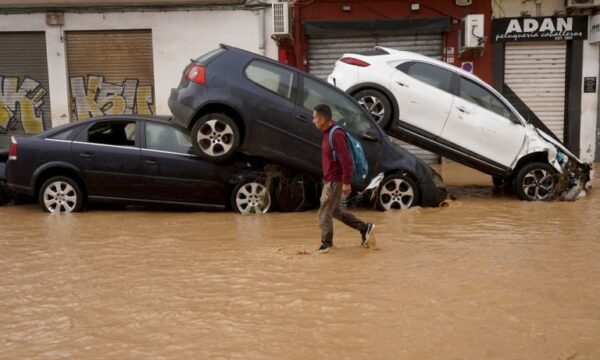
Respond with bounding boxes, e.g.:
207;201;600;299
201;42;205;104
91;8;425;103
354;89;393;129
191;113;240;162
514;162;557;201
39;176;84;213
231;180;272;214
376;173;419;211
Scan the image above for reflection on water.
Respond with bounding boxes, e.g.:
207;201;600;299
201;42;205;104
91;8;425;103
1;163;599;359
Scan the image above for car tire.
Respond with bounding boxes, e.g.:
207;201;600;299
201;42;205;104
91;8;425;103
39;176;84;213
231;180;272;214
376;172;420;211
513;162;557;201
191;113;240;162
354;89;393;129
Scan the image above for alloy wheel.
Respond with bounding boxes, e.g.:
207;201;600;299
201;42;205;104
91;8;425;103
379;178;415;210
357;96;385;124
196;119;235;157
521;168;555;200
43;180;78;213
235;182;271;214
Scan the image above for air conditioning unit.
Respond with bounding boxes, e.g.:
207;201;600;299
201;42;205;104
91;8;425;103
566;0;600;8
463;14;485;49
272;1;291;37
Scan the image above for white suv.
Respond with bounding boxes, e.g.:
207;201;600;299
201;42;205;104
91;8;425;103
328;47;592;201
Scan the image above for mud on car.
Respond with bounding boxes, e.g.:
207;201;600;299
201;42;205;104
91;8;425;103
328;46;593;201
168;44;447;210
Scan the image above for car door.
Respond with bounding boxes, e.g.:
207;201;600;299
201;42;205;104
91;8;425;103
71;119;141;198
141;121;226;205
441;76;527;168
241;59;297;161
390;61;455;137
290;74;383;179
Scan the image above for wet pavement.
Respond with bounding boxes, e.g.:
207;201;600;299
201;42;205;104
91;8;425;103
1;162;599;359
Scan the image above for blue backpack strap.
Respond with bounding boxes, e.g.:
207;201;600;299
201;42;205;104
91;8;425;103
328;125;343;162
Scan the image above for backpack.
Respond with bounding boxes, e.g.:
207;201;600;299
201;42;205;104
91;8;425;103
328;125;369;184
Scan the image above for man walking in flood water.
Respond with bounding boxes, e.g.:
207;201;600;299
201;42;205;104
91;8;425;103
312;104;374;252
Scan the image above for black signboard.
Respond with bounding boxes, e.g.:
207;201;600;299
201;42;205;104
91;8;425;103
584;77;596;93
492;16;588;42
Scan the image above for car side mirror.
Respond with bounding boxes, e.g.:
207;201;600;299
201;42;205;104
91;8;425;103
360;130;379;142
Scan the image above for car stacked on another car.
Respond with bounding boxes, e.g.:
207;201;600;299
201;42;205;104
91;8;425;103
5;115;319;213
328;46;592;201
168;44;448;211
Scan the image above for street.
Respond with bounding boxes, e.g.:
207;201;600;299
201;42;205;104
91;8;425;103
0;162;599;359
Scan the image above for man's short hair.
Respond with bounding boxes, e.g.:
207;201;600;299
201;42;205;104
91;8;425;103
313;104;332;121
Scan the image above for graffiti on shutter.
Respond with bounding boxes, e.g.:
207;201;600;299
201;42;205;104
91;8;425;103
0;76;47;134
70;75;154;120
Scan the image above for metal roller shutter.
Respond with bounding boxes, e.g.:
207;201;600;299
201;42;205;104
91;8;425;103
66;30;155;121
0;32;51;147
308;34;443;164
505;41;566;141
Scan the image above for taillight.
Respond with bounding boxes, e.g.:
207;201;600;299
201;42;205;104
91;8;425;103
340;57;370;67
185;65;206;85
8;137;17;161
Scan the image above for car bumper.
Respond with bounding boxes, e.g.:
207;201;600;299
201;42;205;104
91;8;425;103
415;165;448;207
168;88;196;128
420;181;448;207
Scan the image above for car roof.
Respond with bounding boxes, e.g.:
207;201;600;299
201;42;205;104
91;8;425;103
220;43;337;85
356;46;485;83
84;114;172;123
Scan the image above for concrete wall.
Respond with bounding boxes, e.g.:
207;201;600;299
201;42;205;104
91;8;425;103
0;0;240;6
0;8;277;127
493;0;566;17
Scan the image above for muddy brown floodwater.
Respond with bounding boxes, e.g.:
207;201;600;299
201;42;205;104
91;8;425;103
1;162;599;359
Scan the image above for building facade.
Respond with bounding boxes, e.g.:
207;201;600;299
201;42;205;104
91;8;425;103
276;0;494;163
492;0;599;163
0;0;277;147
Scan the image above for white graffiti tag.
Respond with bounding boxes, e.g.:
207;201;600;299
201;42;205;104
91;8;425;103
70;76;154;120
0;76;46;133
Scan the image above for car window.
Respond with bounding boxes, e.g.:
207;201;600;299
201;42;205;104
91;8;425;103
245;60;294;100
87;121;136;147
459;77;514;119
145;122;193;154
48;126;79;140
402;62;453;92
302;76;374;133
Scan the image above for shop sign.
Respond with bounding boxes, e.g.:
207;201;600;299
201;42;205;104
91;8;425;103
492;16;588;42
590;14;600;44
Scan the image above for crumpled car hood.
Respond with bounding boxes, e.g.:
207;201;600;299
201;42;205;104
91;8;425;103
535;129;594;201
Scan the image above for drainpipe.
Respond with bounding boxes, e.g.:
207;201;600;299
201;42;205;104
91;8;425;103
535;0;542;17
259;7;266;55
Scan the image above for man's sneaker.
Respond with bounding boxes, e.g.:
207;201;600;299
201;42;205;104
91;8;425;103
318;243;333;253
361;223;375;248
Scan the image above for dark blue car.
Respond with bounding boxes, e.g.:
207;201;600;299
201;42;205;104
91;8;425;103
169;44;447;210
5;115;316;213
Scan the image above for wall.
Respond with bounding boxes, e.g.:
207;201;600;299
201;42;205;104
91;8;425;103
492;0;566;17
0;0;239;6
0;8;277;127
289;0;494;84
580;38;599;163
492;0;599;162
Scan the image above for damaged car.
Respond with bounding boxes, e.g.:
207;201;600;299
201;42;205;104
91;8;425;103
4;115;319;213
168;44;447;210
328;47;592;201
